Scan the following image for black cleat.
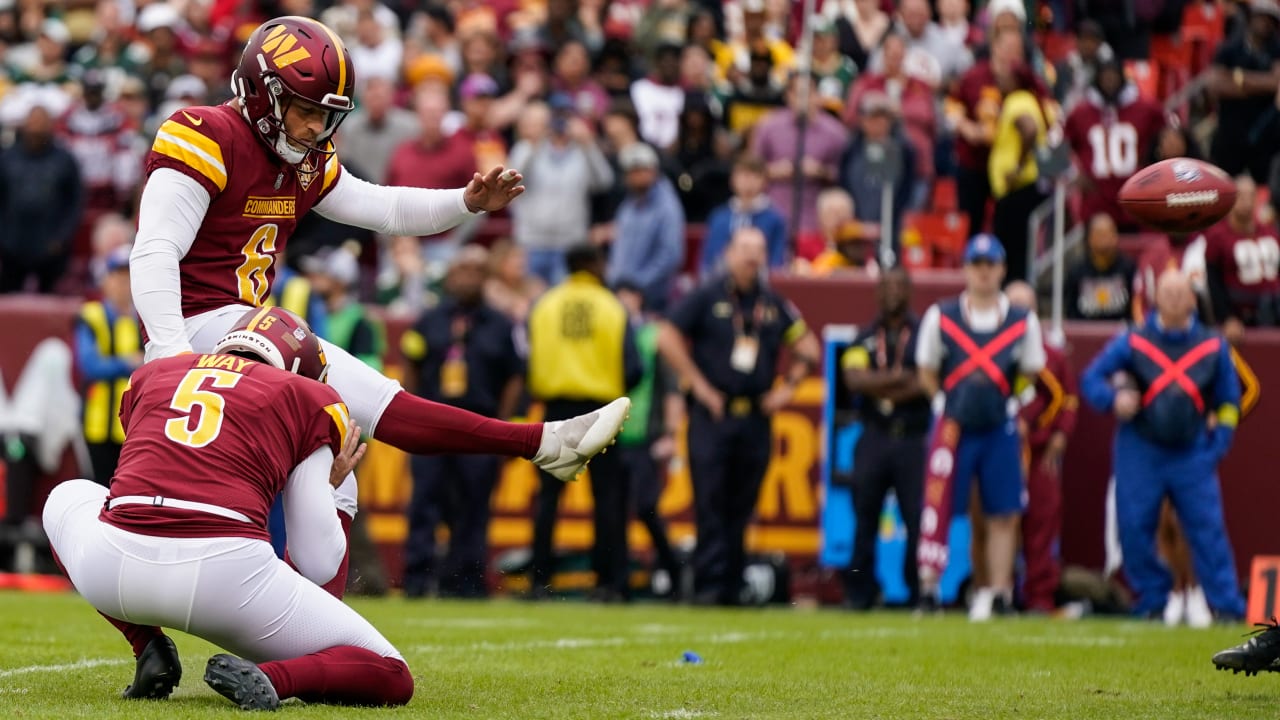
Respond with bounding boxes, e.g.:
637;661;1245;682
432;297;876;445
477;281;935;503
203;654;280;711
121;635;182;700
1212;617;1280;676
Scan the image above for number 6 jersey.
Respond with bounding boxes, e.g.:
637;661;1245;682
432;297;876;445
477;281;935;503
144;104;343;317
102;353;349;541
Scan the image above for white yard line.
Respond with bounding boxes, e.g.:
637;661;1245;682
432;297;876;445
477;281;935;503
409;630;786;655
650;710;719;719
404;618;540;629
0;658;129;679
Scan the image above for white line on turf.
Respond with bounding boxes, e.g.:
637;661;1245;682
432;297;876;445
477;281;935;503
1003;635;1128;648
650;710;718;718
404;618;540;629
0;658;130;679
409;630;787;655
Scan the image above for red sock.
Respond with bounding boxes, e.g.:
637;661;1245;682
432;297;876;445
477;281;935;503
259;647;413;706
284;510;352;600
374;391;541;458
51;546;162;657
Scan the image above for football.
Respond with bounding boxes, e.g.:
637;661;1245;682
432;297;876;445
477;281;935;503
1117;157;1236;233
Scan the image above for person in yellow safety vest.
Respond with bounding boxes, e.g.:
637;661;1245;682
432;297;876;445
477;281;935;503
74;245;142;485
267;263;329;338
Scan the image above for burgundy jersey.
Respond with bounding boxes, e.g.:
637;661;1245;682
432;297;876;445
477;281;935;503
946;61;1050;173
1064;89;1165;226
103;353;350;541
143;104;343;321
1132;234;1207;324
1202;218;1280;314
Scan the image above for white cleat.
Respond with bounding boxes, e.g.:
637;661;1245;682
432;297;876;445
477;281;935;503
1185;585;1213;629
1164;590;1186;627
532;398;632;482
969;587;995;623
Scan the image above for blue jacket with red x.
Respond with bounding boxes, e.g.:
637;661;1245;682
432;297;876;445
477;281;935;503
1082;312;1240;455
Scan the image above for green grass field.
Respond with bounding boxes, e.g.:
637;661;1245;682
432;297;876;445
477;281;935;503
0;590;1275;719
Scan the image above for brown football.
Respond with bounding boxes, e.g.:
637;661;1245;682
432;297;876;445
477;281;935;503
1118;157;1236;233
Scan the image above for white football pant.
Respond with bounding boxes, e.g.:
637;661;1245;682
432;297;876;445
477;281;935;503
43;479;401;662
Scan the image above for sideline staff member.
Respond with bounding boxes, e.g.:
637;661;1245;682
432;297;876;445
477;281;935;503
658;227;820;606
527;245;642;601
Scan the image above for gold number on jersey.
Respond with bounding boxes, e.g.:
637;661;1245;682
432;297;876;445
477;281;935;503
164;368;243;449
236;224;280;305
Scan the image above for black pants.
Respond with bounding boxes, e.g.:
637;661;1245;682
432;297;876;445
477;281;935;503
687;404;771;603
843;425;926;609
956;165;992;239
0;254;66;294
86;442;121;487
620;444;679;578
992;183;1047;285
404;453;500;598
531;400;629;596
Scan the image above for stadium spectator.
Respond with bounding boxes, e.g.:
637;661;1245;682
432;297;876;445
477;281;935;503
838;91;918;257
349;9;404;89
821;0;890;72
508;96;614;286
867;0;972;88
338;76;421;185
376;235;438;318
988;34;1052;285
484;238;545;323
607;142;686;312
937;0;983;52
801;187;880;273
75;245;141;485
658;227;819;605
386;83;478;264
631;42;687;151
716;0;795;88
552;39;611;126
839;266;928;609
1131;229;1208;323
635;0;694;59
526;244;641;602
915;234;1045;619
1203;175;1280;329
488;39;549;132
1208;0;1280;183
402;245;523;598
1076;0;1158;61
153;75;212;129
8;18;72;85
614;281;684;599
187;39;234;105
722;44;786;136
667;95;733;224
534;0;604;55
811;19;858;114
87;213;134;286
409;6;463;77
1064;213;1137;321
1081;269;1247;623
456;73;509;174
58;69;142;220
1006;282;1077;614
133;3;187;112
679;43;724;112
1053;19;1115;112
845;33;936;211
1065;58;1166;232
593;99;645;232
752;71;849;236
700;152;788;276
0;104;84;294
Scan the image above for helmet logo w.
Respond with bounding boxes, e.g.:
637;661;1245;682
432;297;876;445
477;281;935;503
260;25;311;69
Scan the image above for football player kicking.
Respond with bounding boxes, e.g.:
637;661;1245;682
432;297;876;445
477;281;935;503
130;15;629;594
44;307;411;709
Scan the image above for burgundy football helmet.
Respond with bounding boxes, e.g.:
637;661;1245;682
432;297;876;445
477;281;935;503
213;306;330;383
231;16;355;165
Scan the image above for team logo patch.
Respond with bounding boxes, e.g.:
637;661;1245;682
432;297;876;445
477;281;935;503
1172;160;1202;184
297;156;319;192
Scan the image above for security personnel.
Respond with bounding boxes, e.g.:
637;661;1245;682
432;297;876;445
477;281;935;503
527;244;642;601
839;266;929;610
401;245;524;598
915;234;1045;620
1082;269;1246;621
74;245;141;484
658;227;821;606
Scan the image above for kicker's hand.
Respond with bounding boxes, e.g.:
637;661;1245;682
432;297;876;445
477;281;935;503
330;423;367;488
463;166;525;213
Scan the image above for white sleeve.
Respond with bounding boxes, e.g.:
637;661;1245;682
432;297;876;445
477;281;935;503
915;304;944;370
312;167;479;236
132;168;209;359
1020;313;1047;375
281;446;347;585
